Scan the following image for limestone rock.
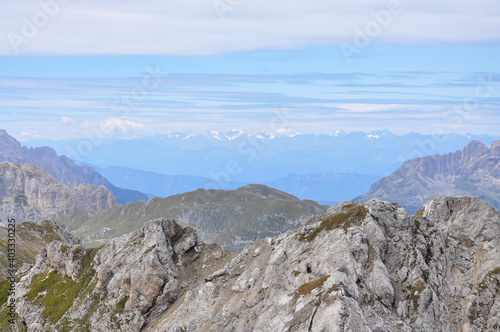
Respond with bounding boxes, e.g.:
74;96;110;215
356;140;500;213
7;197;500;332
11;218;231;332
0;129;147;204
0;162;116;225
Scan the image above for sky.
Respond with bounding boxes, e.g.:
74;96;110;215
0;0;499;141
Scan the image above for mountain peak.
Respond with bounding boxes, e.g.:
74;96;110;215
421;196;497;223
236;184;300;201
356;140;500;213
491;140;500;149
367;129;395;140
463;140;488;160
334;129;346;137
369;129;394;135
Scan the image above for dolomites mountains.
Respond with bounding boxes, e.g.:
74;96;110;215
0;162;116;225
357;140;500;213
0;130;147;204
4;196;500;331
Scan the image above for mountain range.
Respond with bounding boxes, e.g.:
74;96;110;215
356;140;500;214
94;165;380;204
25;130;500;183
2;126;500;331
4;196;500;331
64;184;328;251
0;130;148;204
25;129;500;206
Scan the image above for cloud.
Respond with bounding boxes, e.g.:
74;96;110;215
1;0;499;55
82;117;146;136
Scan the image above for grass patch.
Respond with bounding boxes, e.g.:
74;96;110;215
111;295;130;327
327;284;338;293
476;267;500;293
406;280;426;311
72;246;84;256
20;220;63;244
24;247;98;324
116;296;129;313
468;268;500;327
144;244;156;254
414;208;425;216
298;204;367;242
292;270;301;277
414;280;426;293
25;271;79;324
468;300;481;323
60;245;70;254
414;219;421;230
293;275;330;300
0;279;11;305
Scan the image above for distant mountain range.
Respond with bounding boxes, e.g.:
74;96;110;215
356;140;500;213
0;130;148;204
64;184;328;251
25;130;500;183
264;173;381;205
92;165;380;205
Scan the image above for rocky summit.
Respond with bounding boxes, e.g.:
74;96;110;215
356;140;500;213
3;196;500;331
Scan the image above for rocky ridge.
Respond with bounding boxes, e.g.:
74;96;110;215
0;219;79;280
7;219;231;331
0;130;148;204
5;196;500;331
64;184;327;251
356;140;500;213
0;162;116;225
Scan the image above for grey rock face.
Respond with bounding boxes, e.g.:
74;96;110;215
0;219;79;279
9;196;500;332
154;197;500;332
0;162;116;224
0;129;148;204
356;140;500;213
12;219;231;332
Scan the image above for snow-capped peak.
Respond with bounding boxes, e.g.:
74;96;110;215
210;131;223;140
266;128;303;139
225;129;246;140
367;129;394;139
334;130;346;137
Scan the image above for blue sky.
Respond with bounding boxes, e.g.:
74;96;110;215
1;0;499;140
